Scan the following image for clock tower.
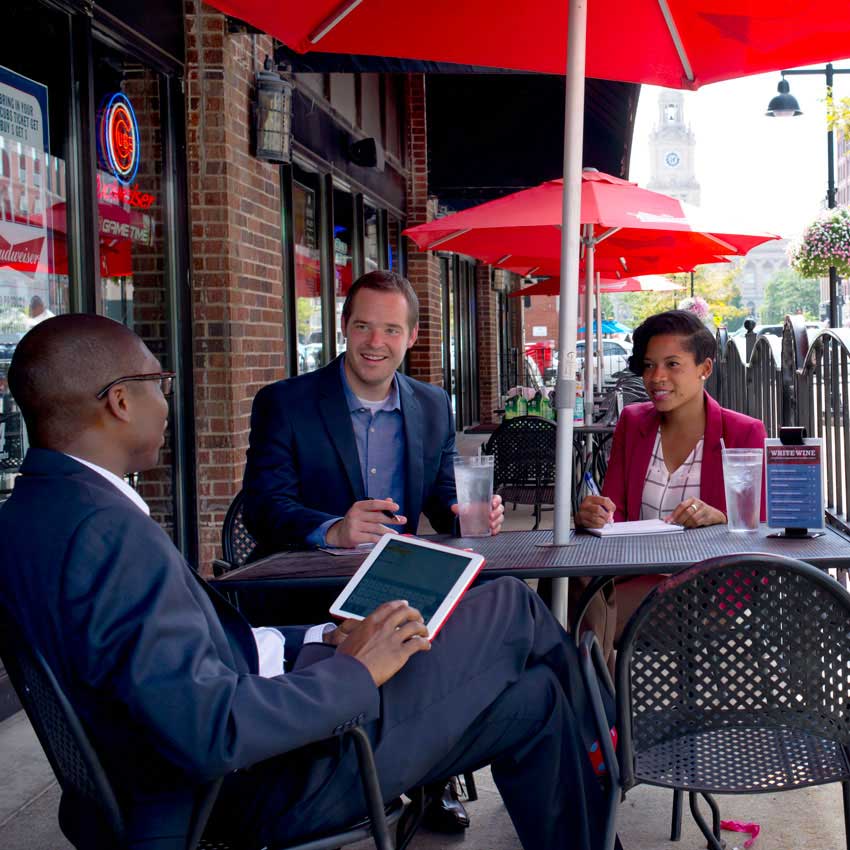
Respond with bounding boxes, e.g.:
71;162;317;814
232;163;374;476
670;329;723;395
647;90;700;205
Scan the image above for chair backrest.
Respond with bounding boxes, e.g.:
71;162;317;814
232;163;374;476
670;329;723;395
221;490;257;569
0;609;126;843
616;553;850;785
482;415;556;489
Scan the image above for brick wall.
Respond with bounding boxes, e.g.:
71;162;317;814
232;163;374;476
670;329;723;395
403;74;443;386
186;3;285;573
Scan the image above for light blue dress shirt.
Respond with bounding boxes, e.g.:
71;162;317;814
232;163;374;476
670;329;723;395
306;359;407;547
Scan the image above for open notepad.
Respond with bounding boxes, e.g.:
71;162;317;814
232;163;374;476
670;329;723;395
585;518;684;538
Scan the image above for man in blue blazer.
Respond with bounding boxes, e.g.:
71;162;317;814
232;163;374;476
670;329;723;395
243;270;503;558
0;314;611;850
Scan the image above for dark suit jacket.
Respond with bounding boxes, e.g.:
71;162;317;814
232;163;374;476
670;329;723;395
602;392;768;521
242;356;458;554
0;450;379;850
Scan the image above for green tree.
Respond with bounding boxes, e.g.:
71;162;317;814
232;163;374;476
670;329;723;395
759;269;821;324
617;264;748;330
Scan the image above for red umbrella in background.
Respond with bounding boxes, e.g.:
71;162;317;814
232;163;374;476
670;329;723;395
405;171;775;273
406;170;774;412
511;274;686;297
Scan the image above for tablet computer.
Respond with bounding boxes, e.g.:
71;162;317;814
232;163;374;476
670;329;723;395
329;534;486;639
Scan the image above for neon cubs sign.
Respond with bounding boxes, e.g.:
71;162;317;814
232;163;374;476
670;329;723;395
98;93;140;185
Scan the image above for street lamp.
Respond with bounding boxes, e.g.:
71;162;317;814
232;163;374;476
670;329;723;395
767;64;850;328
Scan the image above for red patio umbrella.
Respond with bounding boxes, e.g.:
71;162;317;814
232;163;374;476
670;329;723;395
203;1;850;90
511;274;686;297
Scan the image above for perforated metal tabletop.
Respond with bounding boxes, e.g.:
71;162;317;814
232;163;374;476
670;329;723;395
211;525;850;592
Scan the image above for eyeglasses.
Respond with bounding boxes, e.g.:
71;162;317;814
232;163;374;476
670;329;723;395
95;371;176;400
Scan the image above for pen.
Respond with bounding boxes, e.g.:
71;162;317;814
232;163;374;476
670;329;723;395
382;509;399;521
583;473;613;523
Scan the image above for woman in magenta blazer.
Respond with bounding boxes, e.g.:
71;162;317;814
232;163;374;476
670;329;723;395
574;310;766;661
577;310;766;529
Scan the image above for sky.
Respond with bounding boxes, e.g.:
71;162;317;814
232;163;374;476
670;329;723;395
628;65;850;242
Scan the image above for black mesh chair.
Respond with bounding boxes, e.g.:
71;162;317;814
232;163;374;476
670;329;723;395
580;553;850;850
0;606;415;850
213;489;257;576
482;415;556;530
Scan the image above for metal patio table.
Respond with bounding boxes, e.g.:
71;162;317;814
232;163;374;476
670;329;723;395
211;525;850;595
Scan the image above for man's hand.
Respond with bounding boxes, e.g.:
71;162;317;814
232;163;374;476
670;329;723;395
323;619;358;646
450;494;506;535
576;495;616;528
337;600;431;686
325;498;407;548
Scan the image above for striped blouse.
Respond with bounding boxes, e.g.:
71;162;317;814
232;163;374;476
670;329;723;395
640;428;704;519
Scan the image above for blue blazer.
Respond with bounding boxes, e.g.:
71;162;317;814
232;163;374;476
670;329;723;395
0;450;379;850
242;356;458;554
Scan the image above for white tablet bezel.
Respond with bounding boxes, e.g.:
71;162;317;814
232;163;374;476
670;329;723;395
329;534;486;638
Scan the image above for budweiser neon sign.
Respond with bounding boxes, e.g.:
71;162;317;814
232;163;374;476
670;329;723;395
0;234;44;276
97;175;155;210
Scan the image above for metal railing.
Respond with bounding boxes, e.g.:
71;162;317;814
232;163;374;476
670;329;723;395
711;315;850;540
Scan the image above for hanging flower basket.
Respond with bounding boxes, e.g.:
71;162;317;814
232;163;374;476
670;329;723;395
677;295;710;321
789;206;850;278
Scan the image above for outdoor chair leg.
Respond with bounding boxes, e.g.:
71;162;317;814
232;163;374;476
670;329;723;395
842;781;850;850
396;787;427;850
670;789;683;841
461;771;478;802
532;503;541;531
688;792;726;850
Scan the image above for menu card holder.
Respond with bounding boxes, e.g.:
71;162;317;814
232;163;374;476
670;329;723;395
767;426;825;540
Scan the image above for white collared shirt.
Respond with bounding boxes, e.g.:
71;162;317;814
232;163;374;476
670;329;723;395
64;454;331;677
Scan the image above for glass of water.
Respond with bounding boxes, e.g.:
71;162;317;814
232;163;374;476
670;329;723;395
453;456;494;537
721;448;763;532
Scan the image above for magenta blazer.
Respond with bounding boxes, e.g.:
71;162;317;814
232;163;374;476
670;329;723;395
601;392;767;522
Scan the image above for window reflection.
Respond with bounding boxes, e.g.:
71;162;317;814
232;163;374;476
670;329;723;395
294;177;322;373
334;189;353;356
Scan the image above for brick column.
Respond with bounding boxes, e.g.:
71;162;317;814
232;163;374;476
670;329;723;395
404;74;443;386
186;4;286;572
476;264;501;425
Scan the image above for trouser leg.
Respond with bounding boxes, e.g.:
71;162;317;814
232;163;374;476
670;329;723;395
216;578;604;850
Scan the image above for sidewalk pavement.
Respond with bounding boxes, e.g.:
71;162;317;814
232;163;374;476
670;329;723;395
0;436;844;848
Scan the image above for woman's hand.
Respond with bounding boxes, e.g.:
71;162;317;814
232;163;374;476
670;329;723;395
576;495;616;528
666;498;726;528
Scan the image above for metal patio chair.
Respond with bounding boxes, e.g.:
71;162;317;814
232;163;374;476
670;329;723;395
482;415;556;530
0;606;416;850
212;489;257;577
580;553;850;850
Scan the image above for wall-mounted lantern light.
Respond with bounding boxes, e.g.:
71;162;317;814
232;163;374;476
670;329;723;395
254;56;293;163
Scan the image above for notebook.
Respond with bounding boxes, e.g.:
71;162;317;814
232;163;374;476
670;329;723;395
585;518;684;537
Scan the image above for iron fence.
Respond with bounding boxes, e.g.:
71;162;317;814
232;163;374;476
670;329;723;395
711;316;850;549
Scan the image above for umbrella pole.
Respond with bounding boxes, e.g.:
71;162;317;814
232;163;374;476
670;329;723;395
551;0;587;625
595;270;604;394
583;227;594;425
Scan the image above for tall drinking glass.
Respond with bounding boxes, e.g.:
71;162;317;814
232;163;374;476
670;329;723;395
722;448;763;532
453;456;494;537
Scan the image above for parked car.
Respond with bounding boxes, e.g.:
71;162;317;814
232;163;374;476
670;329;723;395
575;339;633;383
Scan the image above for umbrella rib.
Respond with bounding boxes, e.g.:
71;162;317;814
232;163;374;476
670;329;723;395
703;233;737;252
594;226;621;246
656;0;695;83
309;0;364;44
423;229;471;249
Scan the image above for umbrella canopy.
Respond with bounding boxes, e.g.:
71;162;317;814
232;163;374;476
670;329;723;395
203;0;850;90
405;171;778;275
577;319;631;335
511;274;686;297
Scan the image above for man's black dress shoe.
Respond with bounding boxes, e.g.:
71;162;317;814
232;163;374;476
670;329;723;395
423;778;470;833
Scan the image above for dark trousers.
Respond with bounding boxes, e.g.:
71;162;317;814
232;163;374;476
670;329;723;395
212;577;607;850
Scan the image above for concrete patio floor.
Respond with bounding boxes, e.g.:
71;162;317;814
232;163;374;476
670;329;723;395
0;433;845;848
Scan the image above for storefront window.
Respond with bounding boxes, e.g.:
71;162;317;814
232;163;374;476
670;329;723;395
0;4;73;496
293;172;322;373
364;203;379;274
388;216;403;274
333;188;353;354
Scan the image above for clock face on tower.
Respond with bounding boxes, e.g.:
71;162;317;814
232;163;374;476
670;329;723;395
665;151;681;168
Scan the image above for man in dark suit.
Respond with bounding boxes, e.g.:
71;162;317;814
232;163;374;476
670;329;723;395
242;270;504;558
0;314;610;850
